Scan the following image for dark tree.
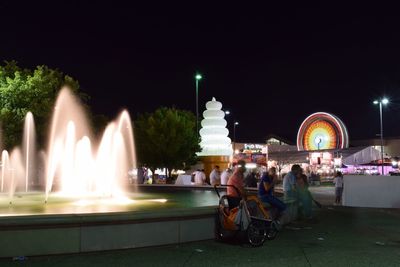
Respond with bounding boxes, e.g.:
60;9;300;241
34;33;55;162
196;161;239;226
134;107;200;181
0;61;83;148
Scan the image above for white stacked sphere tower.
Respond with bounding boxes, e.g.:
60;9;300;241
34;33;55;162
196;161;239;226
198;97;232;156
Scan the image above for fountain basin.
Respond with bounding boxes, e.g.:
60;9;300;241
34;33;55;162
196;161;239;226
0;186;218;257
0;185;299;257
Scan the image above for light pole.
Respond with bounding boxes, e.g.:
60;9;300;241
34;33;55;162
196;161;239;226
224;110;231;137
233;121;239;153
373;98;389;175
195;73;202;136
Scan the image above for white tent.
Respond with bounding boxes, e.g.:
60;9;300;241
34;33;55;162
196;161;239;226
342;146;381;165
268;146;381;165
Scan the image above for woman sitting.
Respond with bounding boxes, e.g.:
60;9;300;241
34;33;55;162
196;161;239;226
296;173;313;219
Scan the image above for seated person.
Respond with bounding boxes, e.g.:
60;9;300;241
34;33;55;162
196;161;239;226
258;167;287;221
227;160;247;207
296;173;313;219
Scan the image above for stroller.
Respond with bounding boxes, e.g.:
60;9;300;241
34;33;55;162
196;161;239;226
214;185;279;247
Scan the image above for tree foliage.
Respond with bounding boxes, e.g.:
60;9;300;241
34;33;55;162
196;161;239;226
134;107;200;178
0;60;81;148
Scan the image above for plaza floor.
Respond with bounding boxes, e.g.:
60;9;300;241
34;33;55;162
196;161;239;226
2;189;400;266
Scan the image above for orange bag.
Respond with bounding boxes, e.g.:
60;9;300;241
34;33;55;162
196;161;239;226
223;207;239;230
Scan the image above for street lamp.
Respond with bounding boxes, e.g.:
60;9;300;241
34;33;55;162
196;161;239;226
373;98;389;175
233;121;239;152
224;110;232;137
195;73;202;136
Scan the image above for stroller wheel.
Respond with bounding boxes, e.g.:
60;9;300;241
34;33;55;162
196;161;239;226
266;228;278;240
247;221;266;247
271;220;282;231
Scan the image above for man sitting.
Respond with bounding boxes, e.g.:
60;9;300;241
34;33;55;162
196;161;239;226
283;164;302;200
258;167;287;221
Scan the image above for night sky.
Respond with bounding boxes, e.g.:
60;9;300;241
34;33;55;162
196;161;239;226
1;2;400;143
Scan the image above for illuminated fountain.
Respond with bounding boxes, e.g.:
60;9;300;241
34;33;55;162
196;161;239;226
0;86;218;218
23;111;36;193
0;87;136;204
0;87;223;258
45;88;136;201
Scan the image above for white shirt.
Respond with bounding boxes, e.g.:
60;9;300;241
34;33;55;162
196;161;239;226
210;169;221;186
283;171;296;192
220;170;231;185
194;171;206;185
333;176;343;188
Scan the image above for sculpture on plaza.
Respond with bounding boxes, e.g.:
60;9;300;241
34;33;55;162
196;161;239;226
198;97;232;177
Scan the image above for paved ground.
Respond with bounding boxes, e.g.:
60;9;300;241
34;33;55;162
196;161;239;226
2;189;400;267
309;186;335;205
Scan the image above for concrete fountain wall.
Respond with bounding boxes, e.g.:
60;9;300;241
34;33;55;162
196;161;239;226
0;206;215;257
0;185;299;258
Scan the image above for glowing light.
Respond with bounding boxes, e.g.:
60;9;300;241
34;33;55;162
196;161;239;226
129;169;138;176
44;88;137;201
0;87;138;204
23;112;35;193
1;150;9;192
198;97;233;156
297;112;349;151
195;74;202;80
374;99;389;105
304;121;337;150
245;163;257;169
149;199;167;203
334;158;342;167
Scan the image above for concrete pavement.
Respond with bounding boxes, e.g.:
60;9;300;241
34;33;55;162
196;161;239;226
2;203;400;267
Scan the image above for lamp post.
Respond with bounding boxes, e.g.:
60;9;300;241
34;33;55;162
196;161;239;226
195;73;202;136
373;98;389;175
224;110;231;137
233;121;239;153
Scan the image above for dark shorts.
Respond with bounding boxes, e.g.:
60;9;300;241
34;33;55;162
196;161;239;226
335;187;343;197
